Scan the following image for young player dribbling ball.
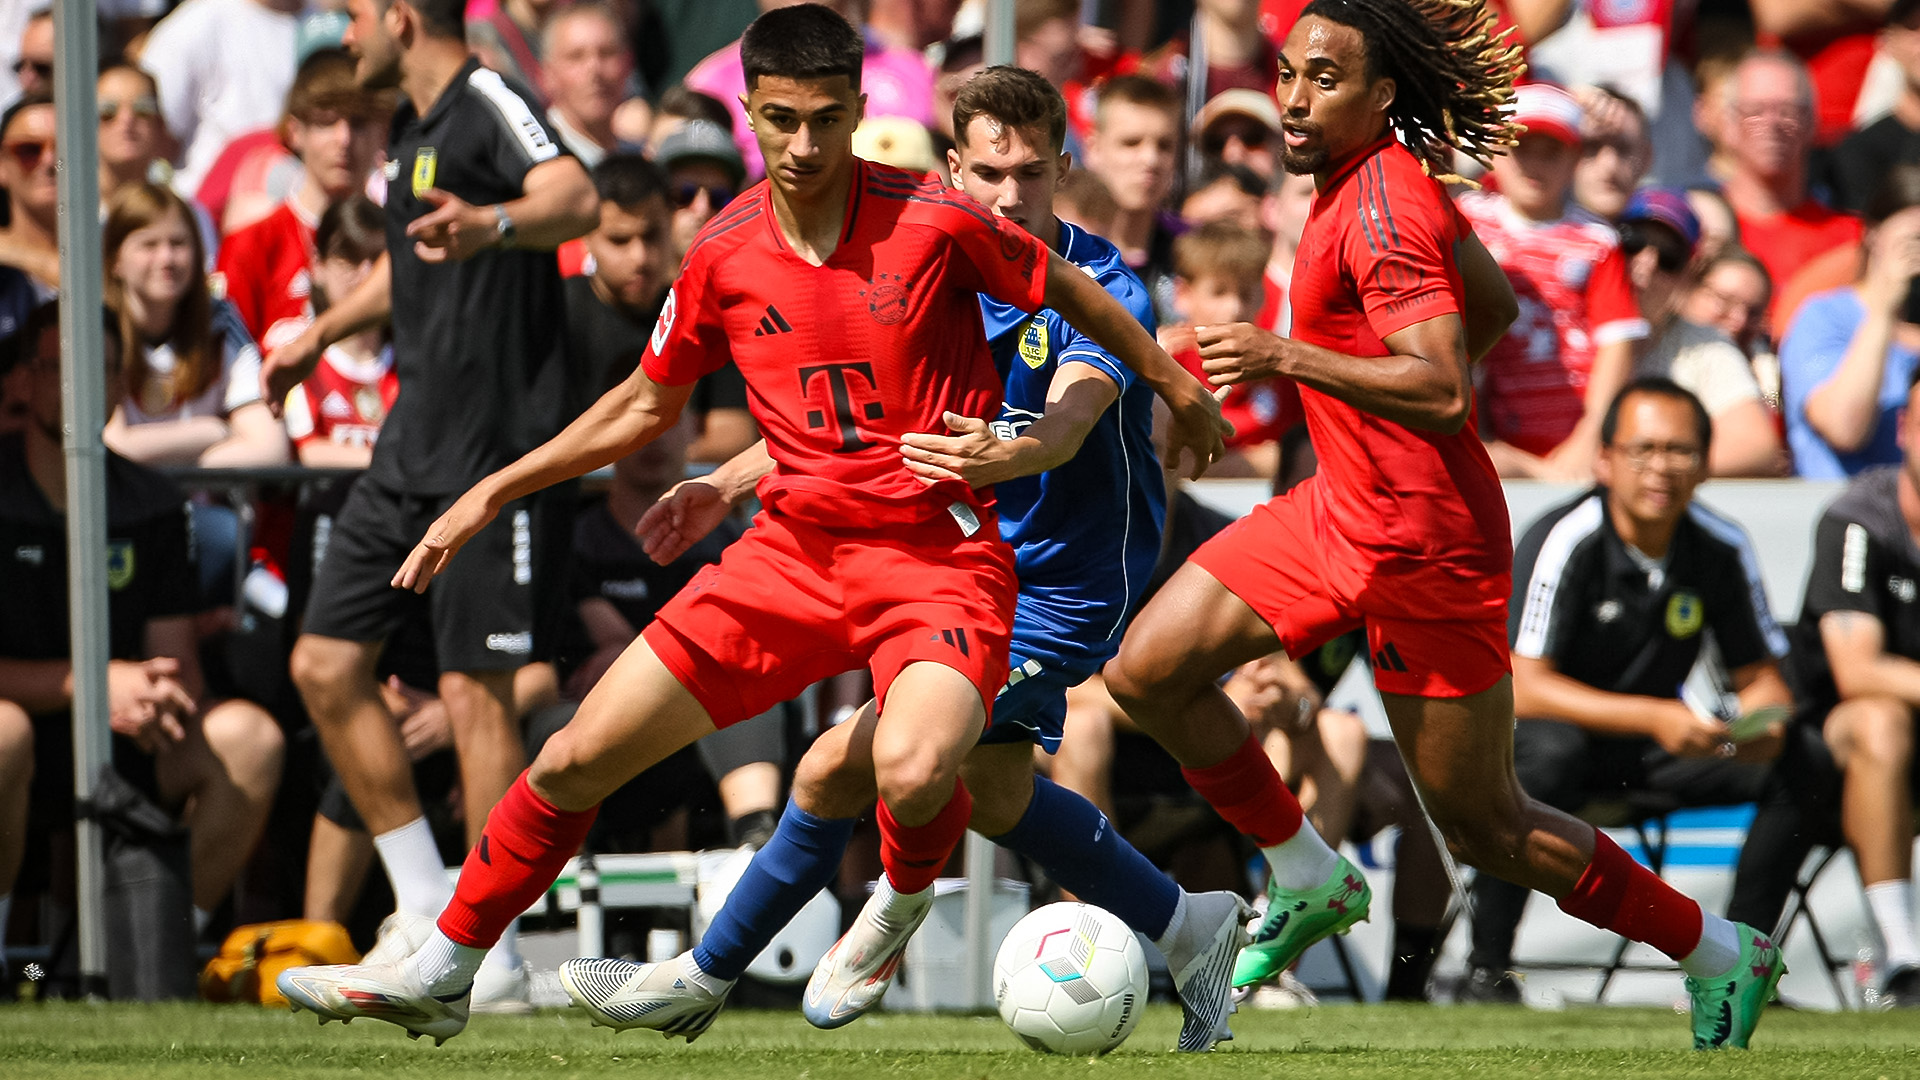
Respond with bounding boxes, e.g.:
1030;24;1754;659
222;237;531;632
275;4;1226;1044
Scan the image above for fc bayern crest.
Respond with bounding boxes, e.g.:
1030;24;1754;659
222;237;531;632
862;272;909;325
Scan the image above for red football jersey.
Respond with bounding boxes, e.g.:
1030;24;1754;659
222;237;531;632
1458;190;1648;457
1287;138;1510;616
645;160;1049;524
216;201;317;345
282;343;399;451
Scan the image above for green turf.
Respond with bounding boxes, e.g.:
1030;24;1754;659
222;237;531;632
1;1002;1916;1079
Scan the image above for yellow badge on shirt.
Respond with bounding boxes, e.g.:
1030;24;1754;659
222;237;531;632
1018;317;1048;370
106;541;135;591
1665;591;1703;639
412;147;438;197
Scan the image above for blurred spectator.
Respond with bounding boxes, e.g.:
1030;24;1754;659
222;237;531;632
1013;0;1082;92
852;116;938;176
867;0;960;54
97;64;174;202
1787;397;1920;1006
1462;379;1789;1003
5;9;50;105
1752;0;1890;149
0;93;60;291
279;196;395;468
1193;88;1280;181
103;183;287;469
929;26;985;149
542;2;639;169
1053;166;1116;236
1720;50;1865;331
1684;247;1775;360
1781;166;1920;479
1139;0;1279;106
1084;74;1181;322
1255;168;1313;335
0;299;285;957
1525;0;1704;187
1818;0;1920;215
655;120;746;269
645;85;735;151
1685;186;1740;265
216;50;389;345
1571;84;1652;223
685;0;935;181
1620;189;1785;477
142;0;304;196
467;0;563;104
1165;220;1279;477
1179;160;1262;229
1463;83;1646;481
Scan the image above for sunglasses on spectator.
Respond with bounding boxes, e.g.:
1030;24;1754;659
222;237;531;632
99;96;161;123
1202;120;1272;155
674;181;734;210
1620;222;1690;274
12;58;49;80
4;138;54;171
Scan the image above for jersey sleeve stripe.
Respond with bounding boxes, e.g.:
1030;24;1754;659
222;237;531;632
466;67;561;165
1514;494;1605;658
1355;163;1387;255
867;187;1004;233
1686;502;1791;658
1366;158;1402;248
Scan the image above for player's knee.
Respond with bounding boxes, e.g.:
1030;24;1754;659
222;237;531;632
289;637;370;716
1440;812;1529;875
0;699;33;777
201;700;286;794
793;747;874;820
873;749;960;827
1099;651;1162;714
1834;696;1914;771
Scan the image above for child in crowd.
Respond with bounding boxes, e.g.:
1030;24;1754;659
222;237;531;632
274;196;396;469
1164;219;1284;477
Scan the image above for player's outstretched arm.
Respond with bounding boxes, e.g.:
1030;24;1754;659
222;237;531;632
635;440;775;565
393;371;696;592
1196;313;1476;434
261;253;393;414
900;364;1118;488
1041;252;1227;479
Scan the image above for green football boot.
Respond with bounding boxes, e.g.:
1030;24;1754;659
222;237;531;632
1686;923;1786;1050
1231;855;1372;989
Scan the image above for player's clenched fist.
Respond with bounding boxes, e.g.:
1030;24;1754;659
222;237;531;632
391;488;500;593
1193;322;1289;386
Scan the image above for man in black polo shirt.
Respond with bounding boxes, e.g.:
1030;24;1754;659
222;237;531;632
258;0;597;1008
1459;378;1792;1002
0;301;285;981
564;153;756;465
1787;366;1920;1007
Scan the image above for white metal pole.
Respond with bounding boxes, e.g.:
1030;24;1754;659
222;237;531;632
53;0;109;996
983;0;1014;67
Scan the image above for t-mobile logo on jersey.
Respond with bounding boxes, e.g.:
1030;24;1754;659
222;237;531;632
798;361;885;452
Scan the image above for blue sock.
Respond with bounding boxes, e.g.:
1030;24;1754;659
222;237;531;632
991;776;1179;939
692;798;856;980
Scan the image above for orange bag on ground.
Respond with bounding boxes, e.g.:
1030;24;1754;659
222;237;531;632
200;919;360;1005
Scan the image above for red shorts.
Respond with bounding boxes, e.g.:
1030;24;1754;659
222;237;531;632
641;509;1017;728
1189;483;1511;699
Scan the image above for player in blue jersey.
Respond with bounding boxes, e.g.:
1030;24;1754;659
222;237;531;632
556;67;1253;1053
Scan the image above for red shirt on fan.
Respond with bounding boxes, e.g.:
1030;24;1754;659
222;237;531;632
1458;189;1647;457
644;159;1048;525
1735;199;1863;330
216;200;317;344
1288;137;1510;614
281;342;399;452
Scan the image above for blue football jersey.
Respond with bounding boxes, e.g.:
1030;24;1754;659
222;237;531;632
977;220;1166;669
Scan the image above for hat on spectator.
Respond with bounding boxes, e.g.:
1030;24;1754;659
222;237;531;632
654;120;747;187
853;117;937;174
1511;82;1583;146
1622;186;1701;253
1194;89;1282;141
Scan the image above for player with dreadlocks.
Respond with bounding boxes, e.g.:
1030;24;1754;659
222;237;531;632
1102;0;1787;1050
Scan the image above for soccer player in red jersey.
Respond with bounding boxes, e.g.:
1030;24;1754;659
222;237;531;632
1103;0;1786;1050
276;4;1225;1044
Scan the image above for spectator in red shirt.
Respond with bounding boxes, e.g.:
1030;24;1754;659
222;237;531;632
215;50;388;348
1721;49;1865;331
467;0;563;105
1464;82;1648;481
278;196;396;469
1165;220;1282;477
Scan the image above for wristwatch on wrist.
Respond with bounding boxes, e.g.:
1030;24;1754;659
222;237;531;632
492;204;517;248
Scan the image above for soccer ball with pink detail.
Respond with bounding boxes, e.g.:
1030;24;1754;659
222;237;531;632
992;902;1148;1056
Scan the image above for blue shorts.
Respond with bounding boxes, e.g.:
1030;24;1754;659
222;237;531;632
978;634;1101;755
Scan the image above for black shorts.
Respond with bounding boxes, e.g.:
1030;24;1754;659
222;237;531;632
302;477;561;673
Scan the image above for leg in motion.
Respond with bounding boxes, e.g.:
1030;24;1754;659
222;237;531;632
1824;696;1920;1002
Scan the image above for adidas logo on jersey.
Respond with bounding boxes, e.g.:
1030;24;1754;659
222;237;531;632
753;305;793;336
321;391;355;419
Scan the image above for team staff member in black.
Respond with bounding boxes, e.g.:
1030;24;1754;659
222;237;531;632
1787;366;1920;1007
1460;378;1793;1002
259;0;597;1008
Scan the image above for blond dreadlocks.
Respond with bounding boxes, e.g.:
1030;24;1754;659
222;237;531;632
1300;0;1526;181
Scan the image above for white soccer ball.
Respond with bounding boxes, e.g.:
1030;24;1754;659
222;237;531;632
993;901;1149;1056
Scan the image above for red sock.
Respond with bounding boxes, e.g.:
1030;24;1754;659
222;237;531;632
876;779;973;896
437;773;598;948
1180;733;1304;848
1556;829;1704;961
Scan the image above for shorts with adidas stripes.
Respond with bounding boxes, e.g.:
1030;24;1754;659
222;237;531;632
640;508;1016;729
1189;480;1510;699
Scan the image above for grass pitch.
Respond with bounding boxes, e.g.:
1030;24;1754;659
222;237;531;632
2;1001;1915;1079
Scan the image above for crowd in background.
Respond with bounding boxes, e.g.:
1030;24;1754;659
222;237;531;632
4;0;1920;1008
